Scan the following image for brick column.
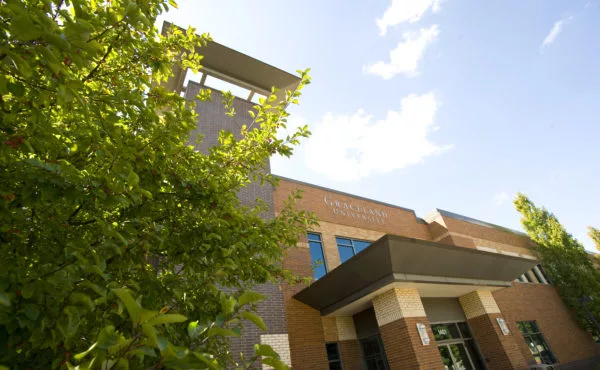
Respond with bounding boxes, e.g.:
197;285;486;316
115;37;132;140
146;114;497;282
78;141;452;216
459;291;527;370
372;288;444;370
322;317;364;370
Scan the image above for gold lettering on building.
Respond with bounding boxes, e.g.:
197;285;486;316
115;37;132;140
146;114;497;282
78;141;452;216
323;196;388;224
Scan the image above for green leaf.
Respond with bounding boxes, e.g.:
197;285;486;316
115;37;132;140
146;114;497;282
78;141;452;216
24;304;40;321
112;289;141;323
97;325;124;349
70;292;95;311
187;321;207;339
221;296;236;315
238;291;265;306
74;342;97;361
0;293;10;307
168;0;178;8
206;326;240;338
262;357;289;370
146;313;187;326
254;343;278;358
240;311;267;331
141;324;159;348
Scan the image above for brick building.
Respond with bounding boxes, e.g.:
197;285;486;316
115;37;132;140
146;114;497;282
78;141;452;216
163;23;600;369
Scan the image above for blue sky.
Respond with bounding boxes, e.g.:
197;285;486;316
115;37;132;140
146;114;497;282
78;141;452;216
158;0;600;251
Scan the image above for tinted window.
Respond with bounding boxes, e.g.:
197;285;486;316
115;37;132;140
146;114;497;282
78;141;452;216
326;343;342;370
336;237;372;264
308;233;327;279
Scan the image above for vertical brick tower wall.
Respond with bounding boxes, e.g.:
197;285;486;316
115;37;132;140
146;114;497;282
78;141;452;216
186;82;290;368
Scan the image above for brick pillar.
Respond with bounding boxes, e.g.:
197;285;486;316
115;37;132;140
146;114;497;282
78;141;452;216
459;291;527;370
372;288;444;370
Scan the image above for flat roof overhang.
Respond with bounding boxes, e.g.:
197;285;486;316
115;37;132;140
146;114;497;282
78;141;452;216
294;234;538;316
160;22;301;97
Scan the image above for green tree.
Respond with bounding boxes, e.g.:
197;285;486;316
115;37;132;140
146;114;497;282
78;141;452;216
0;0;314;368
589;227;600;252
514;194;600;338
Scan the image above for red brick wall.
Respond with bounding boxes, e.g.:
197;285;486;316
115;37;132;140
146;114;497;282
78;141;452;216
467;312;527;370
274;178;431;240
493;283;600;366
440;216;534;250
339;339;364;370
379;317;444;370
282;246;330;370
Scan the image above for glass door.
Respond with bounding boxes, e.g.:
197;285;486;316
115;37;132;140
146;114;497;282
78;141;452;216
438;343;474;370
360;335;389;370
431;322;484;370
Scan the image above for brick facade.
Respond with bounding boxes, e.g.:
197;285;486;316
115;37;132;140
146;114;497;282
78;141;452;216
380;317;444;369
272;178;599;370
494;283;600;367
467;312;527;370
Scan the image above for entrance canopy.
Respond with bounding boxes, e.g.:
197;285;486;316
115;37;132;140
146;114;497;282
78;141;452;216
294;234;538;316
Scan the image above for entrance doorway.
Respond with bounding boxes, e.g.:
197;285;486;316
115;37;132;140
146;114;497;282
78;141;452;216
431;322;484;370
359;335;389;370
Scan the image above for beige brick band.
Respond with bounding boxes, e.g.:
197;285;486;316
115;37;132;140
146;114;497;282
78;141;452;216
336;316;357;340
373;288;426;326
459;290;501;319
260;334;291;369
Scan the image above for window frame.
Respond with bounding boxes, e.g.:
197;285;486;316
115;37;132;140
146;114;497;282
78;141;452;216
307;232;328;280
517;320;557;365
335;236;372;263
325;342;343;370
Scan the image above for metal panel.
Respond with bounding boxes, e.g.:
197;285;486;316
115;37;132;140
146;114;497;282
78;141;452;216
294;234;538;314
422;298;467;323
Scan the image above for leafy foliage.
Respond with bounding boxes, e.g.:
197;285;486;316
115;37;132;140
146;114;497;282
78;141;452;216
514;194;600;337
0;0;315;368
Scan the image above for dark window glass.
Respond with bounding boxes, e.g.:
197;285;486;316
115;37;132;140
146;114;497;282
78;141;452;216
465;339;485;370
449;343;473;370
458;322;472;338
537;265;552;284
438;346;453;369
326;343;342;370
308;233;327;280
432;323;461;341
336;237;372;264
517;321;557;365
360;335;388;370
532;268;546;284
524;271;535;283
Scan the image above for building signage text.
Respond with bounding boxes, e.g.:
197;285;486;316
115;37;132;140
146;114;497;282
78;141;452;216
323;196;389;225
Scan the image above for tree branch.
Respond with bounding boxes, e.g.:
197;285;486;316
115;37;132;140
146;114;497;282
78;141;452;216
83;35;120;82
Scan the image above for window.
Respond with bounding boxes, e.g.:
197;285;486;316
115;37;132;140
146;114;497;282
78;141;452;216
532;267;546;284
537;264;552;284
360;335;388;370
308;233;327;279
432;322;484;370
336;237;371;263
326;343;342;370
517;321;557;365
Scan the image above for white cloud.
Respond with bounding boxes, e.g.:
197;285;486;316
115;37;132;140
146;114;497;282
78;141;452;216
542;16;573;47
376;0;443;36
493;192;509;206
364;25;440;79
274;92;451;182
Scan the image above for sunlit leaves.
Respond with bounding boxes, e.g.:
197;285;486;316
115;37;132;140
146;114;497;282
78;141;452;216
515;194;600;337
0;0;315;368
